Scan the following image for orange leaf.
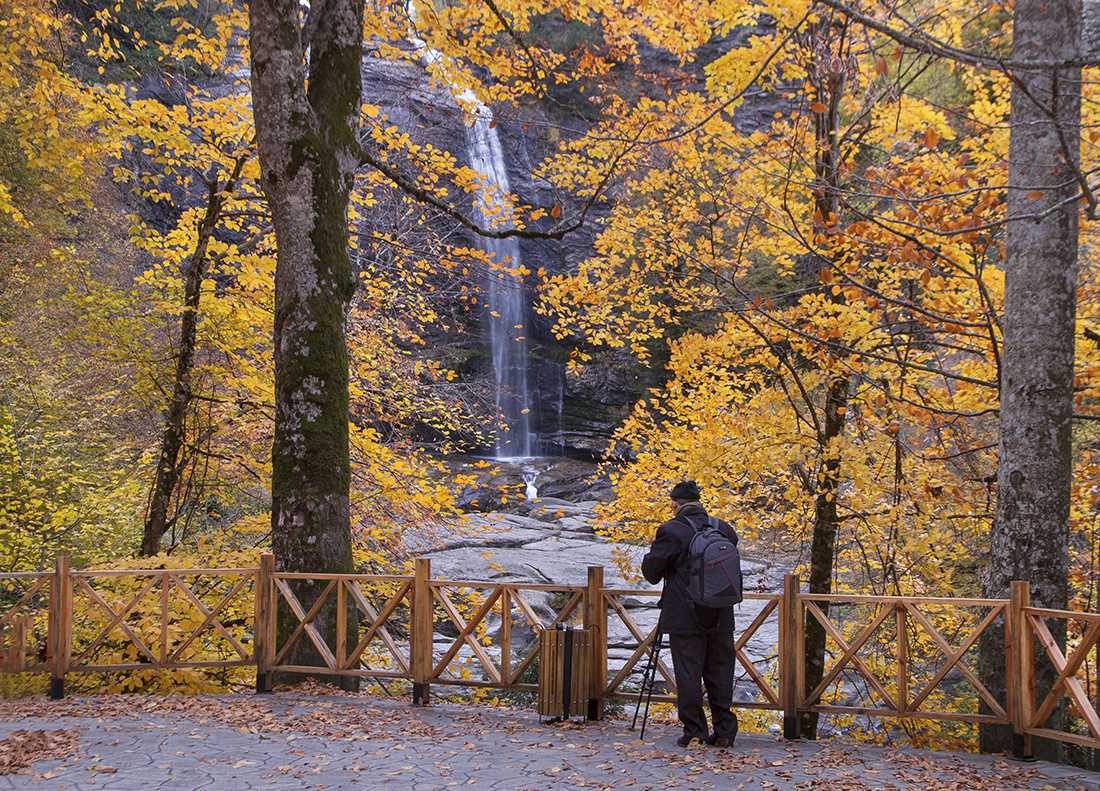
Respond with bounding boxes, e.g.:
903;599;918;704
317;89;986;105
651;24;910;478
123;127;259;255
551;205;561;218
1026;190;1044;199
809;101;828;114
489;119;498;129
923;127;940;148
875;57;888;76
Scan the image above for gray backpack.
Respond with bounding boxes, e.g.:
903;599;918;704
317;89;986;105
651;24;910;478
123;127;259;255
682;515;743;607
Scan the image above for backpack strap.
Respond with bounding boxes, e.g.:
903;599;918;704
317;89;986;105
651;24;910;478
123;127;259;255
680;514;719;532
680;515;702;532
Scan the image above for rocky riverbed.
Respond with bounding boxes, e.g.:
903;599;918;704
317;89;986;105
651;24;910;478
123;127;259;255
411;482;790;704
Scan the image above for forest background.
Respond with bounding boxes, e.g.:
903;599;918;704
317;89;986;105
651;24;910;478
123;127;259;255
0;0;1097;754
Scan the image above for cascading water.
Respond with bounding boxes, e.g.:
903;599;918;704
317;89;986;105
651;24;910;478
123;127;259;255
408;24;534;458
463;118;533;458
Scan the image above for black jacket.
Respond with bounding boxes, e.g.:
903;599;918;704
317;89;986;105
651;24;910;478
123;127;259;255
641;502;737;634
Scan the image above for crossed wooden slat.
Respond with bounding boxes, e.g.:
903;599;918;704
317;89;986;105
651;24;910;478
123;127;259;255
1027;609;1100;743
804;600;1007;719
342;579;412;674
803;601;897;710
431;587;503;683
165;572;254;663
428;585;584;684
735;599;781;707
0;576;48;629
604;594;780;705
604;594;675;695
272;578;415;674
71;575;160;668
71;572;257;669
505;588;583;685
905;602;1006;719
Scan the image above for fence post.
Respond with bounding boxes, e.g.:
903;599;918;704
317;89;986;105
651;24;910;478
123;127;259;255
1010;580;1033;760
48;556;71;700
254;554;275;693
411;558;432;705
780;573;801;739
584;566;607;721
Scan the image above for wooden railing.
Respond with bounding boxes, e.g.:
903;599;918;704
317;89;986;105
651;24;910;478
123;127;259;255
2;555;1099;758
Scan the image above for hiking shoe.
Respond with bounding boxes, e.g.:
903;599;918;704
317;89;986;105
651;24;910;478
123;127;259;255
676;734;702;748
705;735;730;748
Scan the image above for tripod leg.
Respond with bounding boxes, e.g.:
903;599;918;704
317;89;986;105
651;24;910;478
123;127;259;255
639;632;663;741
632;628;661;730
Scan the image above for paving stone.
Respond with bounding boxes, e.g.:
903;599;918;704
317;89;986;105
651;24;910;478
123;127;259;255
1;693;1098;790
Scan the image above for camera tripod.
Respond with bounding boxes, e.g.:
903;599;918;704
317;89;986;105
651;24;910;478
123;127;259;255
631;629;664;740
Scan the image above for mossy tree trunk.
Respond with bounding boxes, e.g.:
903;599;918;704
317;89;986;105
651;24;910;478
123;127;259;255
249;0;363;688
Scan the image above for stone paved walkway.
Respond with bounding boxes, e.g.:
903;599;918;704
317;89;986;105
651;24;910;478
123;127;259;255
2;691;1099;790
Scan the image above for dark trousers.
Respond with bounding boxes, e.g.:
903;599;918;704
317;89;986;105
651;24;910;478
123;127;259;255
668;631;738;741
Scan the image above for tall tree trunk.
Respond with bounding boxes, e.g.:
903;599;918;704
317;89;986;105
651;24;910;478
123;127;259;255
249;0;363;687
978;0;1080;759
141;158;247;557
799;21;850;740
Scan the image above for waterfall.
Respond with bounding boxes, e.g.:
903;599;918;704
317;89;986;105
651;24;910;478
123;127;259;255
406;21;534;458
463;117;533;458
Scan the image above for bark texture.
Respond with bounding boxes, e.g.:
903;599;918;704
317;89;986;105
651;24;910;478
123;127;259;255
798;20;850;740
978;0;1080;757
249;0;362;684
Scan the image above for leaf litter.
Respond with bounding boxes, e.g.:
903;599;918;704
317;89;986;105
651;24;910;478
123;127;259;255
0;681;1094;790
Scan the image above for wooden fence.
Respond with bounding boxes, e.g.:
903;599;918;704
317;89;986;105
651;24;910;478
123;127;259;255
2;555;1098;758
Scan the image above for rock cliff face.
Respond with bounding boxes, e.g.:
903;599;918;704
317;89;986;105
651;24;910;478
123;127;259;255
357;48;656;460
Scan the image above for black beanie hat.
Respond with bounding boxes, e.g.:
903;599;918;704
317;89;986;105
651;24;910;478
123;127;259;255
669;480;701;501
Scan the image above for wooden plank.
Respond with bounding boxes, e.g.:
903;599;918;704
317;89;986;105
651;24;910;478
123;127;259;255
799;593;1007;606
1011;581;1033;757
1024;606;1100;623
780;574;799;732
500;588;512;684
51;557;72;696
336;579;347;670
73;568;257;578
1025;726;1100;751
160;570;169;664
586;566;606;717
428;579;585;592
896;604;907;715
274;572;410;582
254;555;273;690
410;558;432;703
809;704;1008;724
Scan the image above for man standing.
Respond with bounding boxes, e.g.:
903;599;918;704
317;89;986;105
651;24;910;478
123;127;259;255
642;481;739;748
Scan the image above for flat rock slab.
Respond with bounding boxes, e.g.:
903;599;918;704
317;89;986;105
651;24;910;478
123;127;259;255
2;691;1098;791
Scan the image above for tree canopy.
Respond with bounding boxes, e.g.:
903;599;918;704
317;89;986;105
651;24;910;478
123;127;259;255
1;0;1099;748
